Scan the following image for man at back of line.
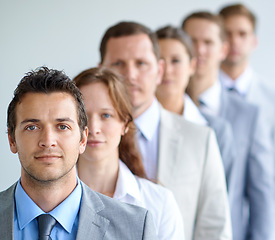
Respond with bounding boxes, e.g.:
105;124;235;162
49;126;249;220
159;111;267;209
219;3;275;155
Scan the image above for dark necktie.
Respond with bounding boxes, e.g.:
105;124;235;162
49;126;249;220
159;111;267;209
37;214;56;240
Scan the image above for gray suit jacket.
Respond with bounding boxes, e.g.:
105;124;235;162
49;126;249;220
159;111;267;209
157;107;232;240
0;181;157;240
202;112;237;197
218;90;274;240
246;72;275;153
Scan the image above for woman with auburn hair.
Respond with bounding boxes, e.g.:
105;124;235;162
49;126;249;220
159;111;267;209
74;67;184;240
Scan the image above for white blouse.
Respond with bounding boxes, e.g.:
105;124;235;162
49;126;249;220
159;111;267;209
113;160;185;240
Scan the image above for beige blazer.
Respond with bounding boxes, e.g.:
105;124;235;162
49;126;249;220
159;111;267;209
157;108;232;240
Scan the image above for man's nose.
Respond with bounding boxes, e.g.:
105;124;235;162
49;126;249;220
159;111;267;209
38;127;57;148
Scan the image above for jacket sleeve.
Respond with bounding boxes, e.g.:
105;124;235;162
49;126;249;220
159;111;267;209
142;210;158;240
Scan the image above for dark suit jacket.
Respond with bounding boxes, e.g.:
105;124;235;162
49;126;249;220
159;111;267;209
0;181;157;240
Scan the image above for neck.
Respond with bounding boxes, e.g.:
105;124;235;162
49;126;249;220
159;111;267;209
132;98;154;119
187;73;217;105
77;155;119;197
20;167;77;213
156;91;184;115
221;60;248;80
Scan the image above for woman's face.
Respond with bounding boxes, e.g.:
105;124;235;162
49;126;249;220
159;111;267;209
156;39;195;97
79;82;127;162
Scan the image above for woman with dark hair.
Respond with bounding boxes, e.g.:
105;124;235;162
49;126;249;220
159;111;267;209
74;67;184;240
155;26;207;124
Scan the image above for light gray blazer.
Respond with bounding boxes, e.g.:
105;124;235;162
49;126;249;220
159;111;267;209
202;112;237;199
157;107;232;240
218;89;274;240
0;181;157;240
246;73;275;152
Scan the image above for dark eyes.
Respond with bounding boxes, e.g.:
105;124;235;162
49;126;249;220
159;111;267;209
172;58;180;64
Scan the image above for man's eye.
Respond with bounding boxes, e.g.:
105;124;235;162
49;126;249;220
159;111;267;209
59;125;68;130
172;58;180;64
137;61;146;66
26;125;37;131
112;61;122;67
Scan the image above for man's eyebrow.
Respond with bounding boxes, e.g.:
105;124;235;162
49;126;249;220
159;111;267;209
56;118;75;123
20;118;75;125
20;119;40;125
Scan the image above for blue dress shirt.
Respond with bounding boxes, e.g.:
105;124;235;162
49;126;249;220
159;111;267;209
14;177;82;240
134;98;160;181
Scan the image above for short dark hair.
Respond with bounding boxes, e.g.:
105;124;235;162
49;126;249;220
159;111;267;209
156;25;194;59
7;66;88;141
219;3;256;31
182;11;226;41
100;21;160;63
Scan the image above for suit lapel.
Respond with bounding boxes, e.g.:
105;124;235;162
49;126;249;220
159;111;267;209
158;108;183;185
0;183;16;240
76;182;110;240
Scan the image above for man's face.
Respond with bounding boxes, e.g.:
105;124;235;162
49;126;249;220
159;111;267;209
8;92;87;184
184;18;228;77
222;15;257;66
102;34;163;118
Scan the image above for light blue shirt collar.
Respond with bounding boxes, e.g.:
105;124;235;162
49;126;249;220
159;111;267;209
15;177;82;233
219;66;253;96
134;98;160;141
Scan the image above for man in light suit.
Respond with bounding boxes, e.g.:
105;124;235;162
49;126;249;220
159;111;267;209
219;3;275;153
100;21;232;240
183;11;274;240
2;66;157;239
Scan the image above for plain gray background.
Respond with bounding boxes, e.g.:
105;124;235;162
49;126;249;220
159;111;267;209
1;0;274;190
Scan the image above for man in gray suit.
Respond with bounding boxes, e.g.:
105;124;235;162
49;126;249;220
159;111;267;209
183;11;274;240
219;3;275;153
1;66;157;239
100;21;232;240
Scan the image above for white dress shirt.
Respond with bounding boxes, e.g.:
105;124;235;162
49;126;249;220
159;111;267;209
114;161;185;240
183;94;208;125
198;81;222;116
134;98;160;181
219;67;253;97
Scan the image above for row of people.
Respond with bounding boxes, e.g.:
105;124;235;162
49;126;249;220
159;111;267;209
1;3;274;240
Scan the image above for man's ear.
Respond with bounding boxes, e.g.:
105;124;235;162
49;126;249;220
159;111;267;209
156;59;165;86
8;129;18;154
79;127;88;154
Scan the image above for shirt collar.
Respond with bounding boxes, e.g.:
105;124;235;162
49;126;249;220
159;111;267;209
219;66;253;96
15;177;82;233
199;81;221;114
134;98;160;141
183;94;208;125
113;160;142;204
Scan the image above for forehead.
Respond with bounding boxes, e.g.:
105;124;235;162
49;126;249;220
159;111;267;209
16;92;78;123
80;82;112;106
104;33;157;61
224;15;254;31
159;39;188;54
185;18;221;40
